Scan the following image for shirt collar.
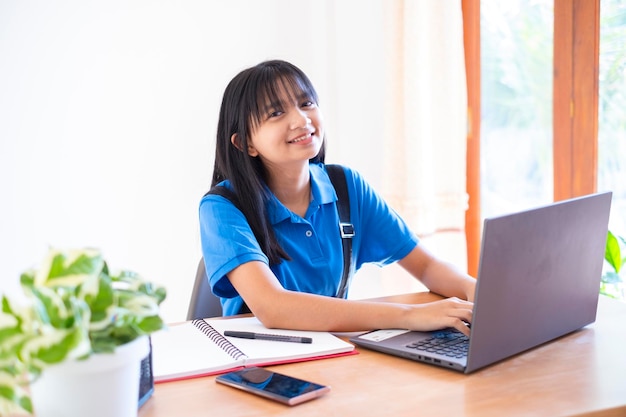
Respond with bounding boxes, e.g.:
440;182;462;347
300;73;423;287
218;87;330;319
267;163;337;224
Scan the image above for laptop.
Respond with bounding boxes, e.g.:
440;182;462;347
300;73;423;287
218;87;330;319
350;192;612;374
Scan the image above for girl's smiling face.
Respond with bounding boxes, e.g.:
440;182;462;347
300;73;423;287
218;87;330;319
237;79;324;171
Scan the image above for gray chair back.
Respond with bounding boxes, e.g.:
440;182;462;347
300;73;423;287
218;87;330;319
186;258;223;320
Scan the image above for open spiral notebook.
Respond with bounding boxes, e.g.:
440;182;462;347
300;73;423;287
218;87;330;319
150;316;356;383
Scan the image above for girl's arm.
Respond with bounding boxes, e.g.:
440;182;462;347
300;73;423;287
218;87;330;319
397;245;476;302
227;259;474;336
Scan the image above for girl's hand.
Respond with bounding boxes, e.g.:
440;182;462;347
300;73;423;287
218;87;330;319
407;297;473;336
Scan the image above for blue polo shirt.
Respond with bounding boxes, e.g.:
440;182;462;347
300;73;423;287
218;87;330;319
198;163;419;316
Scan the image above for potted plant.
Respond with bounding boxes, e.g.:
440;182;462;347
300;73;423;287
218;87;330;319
0;248;166;417
601;230;625;301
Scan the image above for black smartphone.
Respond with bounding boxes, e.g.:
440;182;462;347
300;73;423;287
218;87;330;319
215;367;330;406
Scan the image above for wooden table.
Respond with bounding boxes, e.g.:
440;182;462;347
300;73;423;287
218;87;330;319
138;293;626;417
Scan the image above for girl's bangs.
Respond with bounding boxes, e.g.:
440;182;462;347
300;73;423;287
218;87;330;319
249;67;318;126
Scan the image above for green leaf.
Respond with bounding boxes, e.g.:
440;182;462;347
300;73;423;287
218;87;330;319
47;252;68;279
138;282;167;304
604;231;622;273
29;286;71;328
89;310;108;323
0;384;33;414
0;327;22;350
1;296;20;320
29;327;87;365
620;235;626;270
18;272;34;291
83;273;114;315
136;315;165;334
89;337;118;354
43;250;105;287
63;252;103;275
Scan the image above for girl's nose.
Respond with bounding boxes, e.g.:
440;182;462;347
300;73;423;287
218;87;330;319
290;109;311;129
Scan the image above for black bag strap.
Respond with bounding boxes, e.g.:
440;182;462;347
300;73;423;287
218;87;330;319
325;164;355;298
206;163;355;303
205;184;236;203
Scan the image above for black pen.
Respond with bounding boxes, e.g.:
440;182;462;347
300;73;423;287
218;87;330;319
224;330;312;344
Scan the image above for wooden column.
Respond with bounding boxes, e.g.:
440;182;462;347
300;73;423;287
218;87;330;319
553;0;600;201
462;0;481;277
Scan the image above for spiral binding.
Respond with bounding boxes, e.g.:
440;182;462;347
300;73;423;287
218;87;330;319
191;319;247;360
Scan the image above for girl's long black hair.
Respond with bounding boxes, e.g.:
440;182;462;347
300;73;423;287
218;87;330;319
211;60;326;265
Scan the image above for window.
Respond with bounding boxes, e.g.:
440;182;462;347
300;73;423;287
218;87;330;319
480;0;554;218
598;0;626;235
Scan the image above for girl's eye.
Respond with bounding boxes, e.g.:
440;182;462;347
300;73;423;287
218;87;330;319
268;110;283;118
301;101;315;108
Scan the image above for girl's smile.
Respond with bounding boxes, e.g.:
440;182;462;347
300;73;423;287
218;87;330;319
287;132;314;144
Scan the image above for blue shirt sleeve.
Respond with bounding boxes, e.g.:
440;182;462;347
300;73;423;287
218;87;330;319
198;190;268;298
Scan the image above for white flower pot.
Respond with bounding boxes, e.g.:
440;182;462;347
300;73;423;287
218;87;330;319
30;336;149;417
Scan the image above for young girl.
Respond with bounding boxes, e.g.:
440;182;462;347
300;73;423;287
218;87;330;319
199;60;475;336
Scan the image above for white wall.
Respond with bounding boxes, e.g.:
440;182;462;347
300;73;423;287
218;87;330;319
0;1;458;321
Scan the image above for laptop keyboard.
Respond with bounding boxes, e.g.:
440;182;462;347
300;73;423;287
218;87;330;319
406;330;469;359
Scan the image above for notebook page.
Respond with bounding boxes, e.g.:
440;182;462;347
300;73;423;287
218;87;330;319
151;321;245;382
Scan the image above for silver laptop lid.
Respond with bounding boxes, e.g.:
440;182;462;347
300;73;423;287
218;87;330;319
465;192;612;373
